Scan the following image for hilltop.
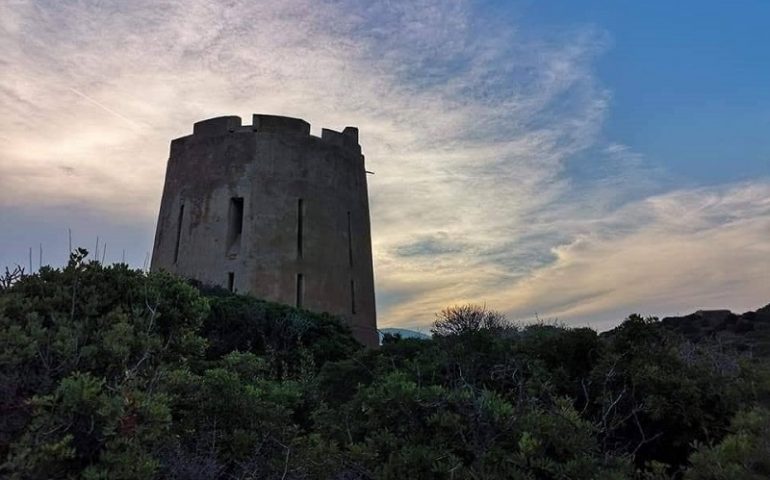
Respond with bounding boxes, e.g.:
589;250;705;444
657;304;770;357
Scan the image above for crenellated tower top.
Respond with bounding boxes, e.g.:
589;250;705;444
183;114;361;154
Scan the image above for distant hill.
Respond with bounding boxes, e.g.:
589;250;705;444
659;304;770;357
379;328;431;343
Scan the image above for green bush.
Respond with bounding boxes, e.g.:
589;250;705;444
685;408;770;480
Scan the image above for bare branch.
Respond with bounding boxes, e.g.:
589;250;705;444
431;304;512;336
0;265;25;291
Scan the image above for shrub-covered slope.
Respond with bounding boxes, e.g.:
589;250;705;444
659;305;770;358
0;254;767;479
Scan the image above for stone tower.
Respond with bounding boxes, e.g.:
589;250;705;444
151;114;378;347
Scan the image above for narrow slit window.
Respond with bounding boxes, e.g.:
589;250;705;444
297;199;304;259
347;211;353;267
350;279;356;314
227;197;244;252
296;274;304;308
227;272;235;292
173;204;184;263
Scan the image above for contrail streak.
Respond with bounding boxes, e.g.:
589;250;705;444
69;88;146;130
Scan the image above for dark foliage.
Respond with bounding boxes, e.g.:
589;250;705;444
1;256;768;479
201;288;361;373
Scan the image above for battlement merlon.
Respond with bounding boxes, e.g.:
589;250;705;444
252;114;310;135
192;116;243;137
321;127;361;154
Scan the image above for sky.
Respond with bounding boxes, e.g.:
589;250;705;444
1;0;768;332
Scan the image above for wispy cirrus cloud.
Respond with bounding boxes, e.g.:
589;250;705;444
482;182;770;329
1;0;767;330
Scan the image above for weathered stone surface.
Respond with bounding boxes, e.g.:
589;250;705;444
151;114;378;347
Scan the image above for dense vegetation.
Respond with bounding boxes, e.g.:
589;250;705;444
1;251;768;479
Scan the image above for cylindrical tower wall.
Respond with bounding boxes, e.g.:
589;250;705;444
151;114;378;347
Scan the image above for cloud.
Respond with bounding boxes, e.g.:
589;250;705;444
394;233;467;258
490;182;770;329
1;0;767;330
